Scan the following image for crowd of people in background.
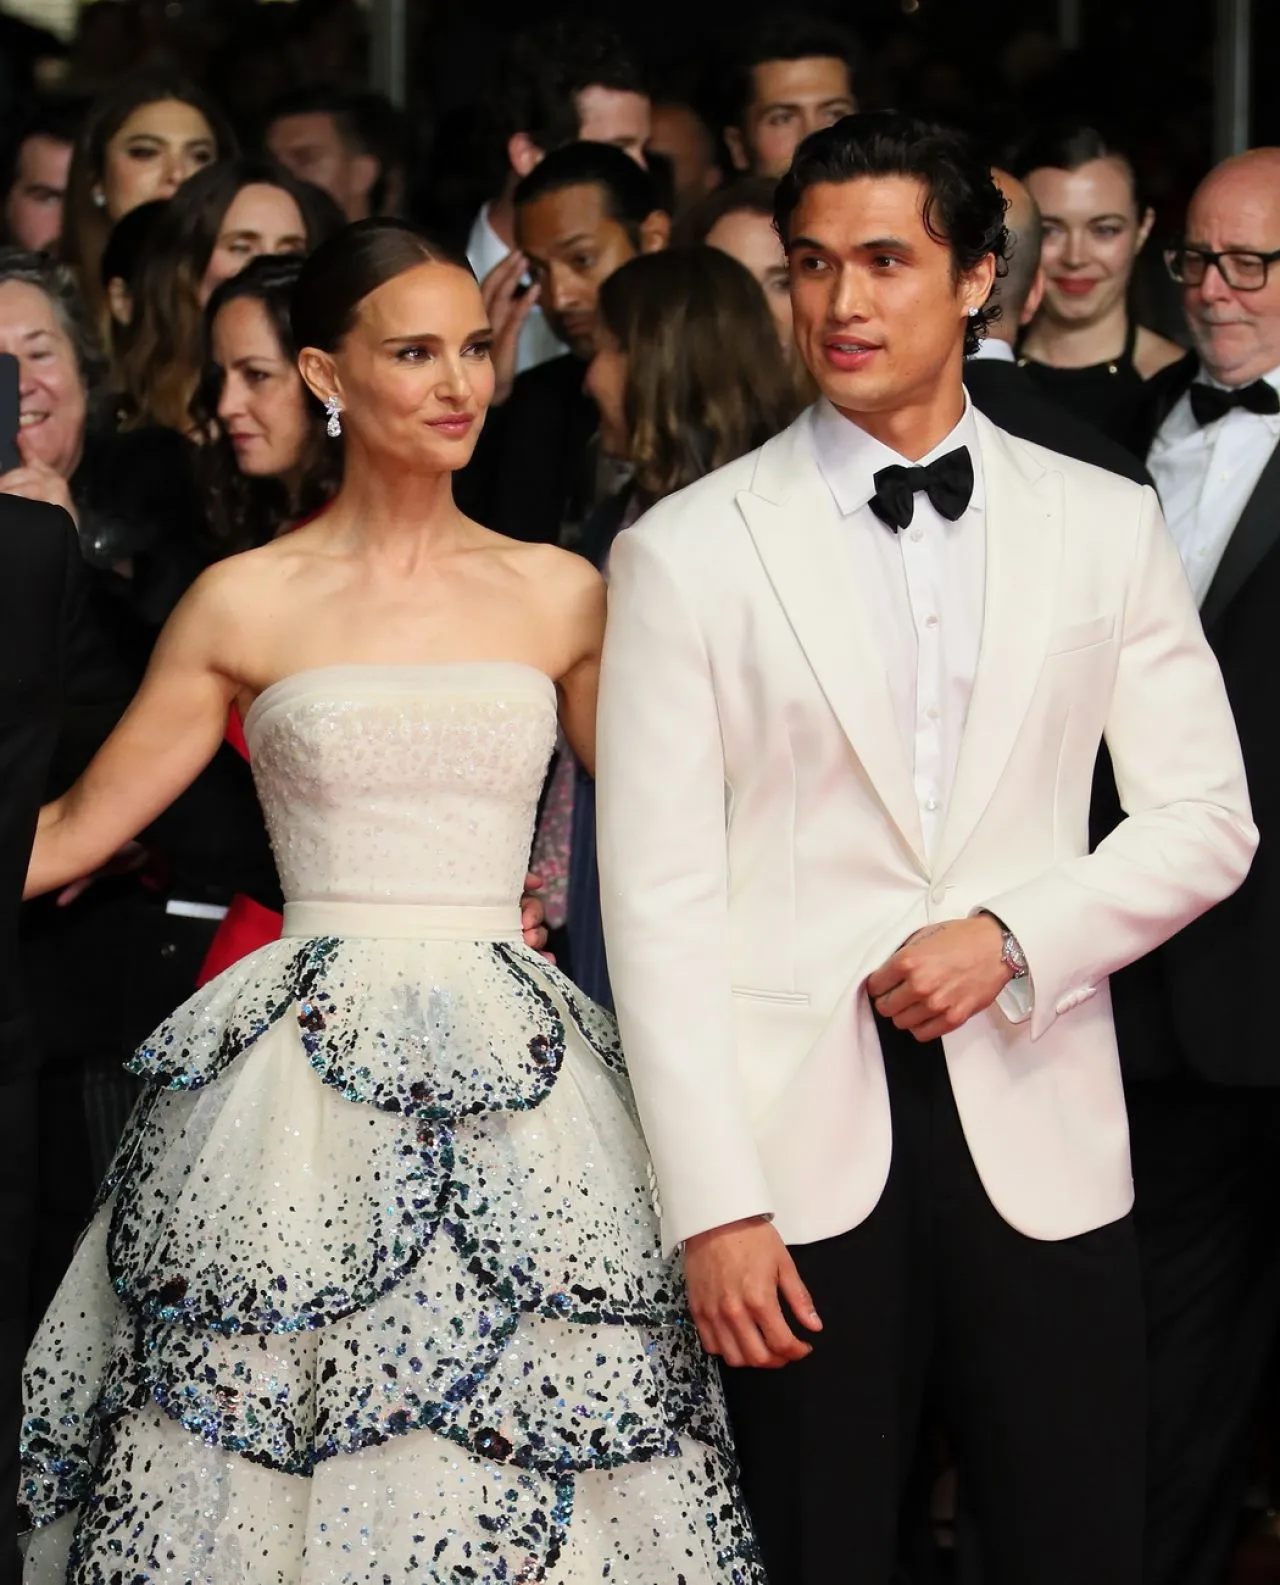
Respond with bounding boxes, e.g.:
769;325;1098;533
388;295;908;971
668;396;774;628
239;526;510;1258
0;1;1279;1582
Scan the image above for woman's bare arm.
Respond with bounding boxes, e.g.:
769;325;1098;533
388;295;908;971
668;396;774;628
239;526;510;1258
28;564;245;898
554;559;606;778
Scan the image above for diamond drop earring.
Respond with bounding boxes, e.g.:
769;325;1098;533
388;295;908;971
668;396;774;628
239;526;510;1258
325;395;342;438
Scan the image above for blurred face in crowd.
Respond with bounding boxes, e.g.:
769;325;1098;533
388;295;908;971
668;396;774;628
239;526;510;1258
300;261;494;475
584;327;628;456
706;206;793;349
267;111;378;222
726;58;856;181
97;99;219;220
4;133;73;252
786;176;992;445
0;279;86;477
1180;150;1280;389
647;102;720;213
575;87;651;168
516;181;667;358
1024;157;1151;331
213;295;312;481
200;185;308;307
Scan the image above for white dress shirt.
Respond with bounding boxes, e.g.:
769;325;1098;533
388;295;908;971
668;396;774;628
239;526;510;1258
811;396;985;859
967;338;1017;364
466;203;567;376
1148;363;1280;605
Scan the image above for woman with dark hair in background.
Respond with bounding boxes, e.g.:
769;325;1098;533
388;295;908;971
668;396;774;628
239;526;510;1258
676;178;795;354
1011;123;1185;447
196;252;341;553
98;197;168;358
118;157;344;434
583;245;799;565
558;245;800;1008
60;70;237;335
20;216;763;1584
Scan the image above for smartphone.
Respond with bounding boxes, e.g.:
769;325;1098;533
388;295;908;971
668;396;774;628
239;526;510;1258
0;354;19;474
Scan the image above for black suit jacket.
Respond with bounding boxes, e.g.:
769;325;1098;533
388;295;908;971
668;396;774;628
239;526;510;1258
0;496;127;1582
0;498;123;1024
455;353;597;544
964;356;1155;486
1097;352;1280;1084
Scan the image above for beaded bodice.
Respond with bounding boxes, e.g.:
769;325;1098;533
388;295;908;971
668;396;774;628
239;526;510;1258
243;663;558;909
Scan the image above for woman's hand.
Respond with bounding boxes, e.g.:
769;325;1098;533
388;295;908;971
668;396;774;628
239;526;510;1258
0;434;77;522
54;841;149;907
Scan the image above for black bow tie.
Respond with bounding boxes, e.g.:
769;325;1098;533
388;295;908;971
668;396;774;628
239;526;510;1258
1189;379;1280;427
869;446;975;532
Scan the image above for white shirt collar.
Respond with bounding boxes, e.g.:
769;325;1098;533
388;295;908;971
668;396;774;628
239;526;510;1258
466;202;508;280
967;338;1017;364
811;391;985;519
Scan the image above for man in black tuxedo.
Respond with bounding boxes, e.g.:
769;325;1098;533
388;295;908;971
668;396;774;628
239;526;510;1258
0;495;123;1584
455;142;669;546
1102;146;1280;1585
964;170;1154;487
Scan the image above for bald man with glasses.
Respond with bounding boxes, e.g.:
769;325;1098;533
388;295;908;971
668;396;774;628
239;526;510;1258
1099;147;1280;1585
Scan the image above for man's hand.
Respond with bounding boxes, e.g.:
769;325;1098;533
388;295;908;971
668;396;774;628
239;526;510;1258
684;1216;822;1369
520;870;551;958
866;914;1011;1042
480;251;541;408
0;433;77;521
54;840;147;906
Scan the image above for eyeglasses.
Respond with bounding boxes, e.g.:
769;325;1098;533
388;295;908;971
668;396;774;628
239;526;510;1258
1164;244;1280;292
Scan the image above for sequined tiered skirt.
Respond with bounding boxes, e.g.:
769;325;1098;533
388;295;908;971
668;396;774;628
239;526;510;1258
20;908;764;1584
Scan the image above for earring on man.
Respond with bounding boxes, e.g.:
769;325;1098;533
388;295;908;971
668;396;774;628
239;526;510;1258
968;306;980;317
325;396;342;438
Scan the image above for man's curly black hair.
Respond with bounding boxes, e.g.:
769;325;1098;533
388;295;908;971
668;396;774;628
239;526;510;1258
774;111;1009;358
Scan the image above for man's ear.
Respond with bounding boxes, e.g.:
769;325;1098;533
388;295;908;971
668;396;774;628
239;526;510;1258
508;132;544;180
723;125;750;174
639;209;672;254
1020;264;1047;327
1136;204;1157;253
298;347;341;409
962;253;998;316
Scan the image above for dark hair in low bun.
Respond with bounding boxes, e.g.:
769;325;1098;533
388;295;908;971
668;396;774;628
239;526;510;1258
291;218;473;353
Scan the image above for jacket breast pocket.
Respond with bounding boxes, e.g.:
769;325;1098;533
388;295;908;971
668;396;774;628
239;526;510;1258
1044;616;1115;656
731;986;811;1007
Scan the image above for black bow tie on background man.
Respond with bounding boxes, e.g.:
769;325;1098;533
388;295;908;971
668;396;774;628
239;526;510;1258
868;446;975;531
1189;379;1280;427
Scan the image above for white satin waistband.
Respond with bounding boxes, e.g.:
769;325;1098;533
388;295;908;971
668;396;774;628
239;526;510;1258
281;901;523;941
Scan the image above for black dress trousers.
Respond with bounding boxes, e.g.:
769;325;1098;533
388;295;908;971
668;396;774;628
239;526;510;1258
719;1016;1145;1585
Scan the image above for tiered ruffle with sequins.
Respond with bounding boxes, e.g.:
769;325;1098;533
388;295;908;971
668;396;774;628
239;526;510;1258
21;936;764;1585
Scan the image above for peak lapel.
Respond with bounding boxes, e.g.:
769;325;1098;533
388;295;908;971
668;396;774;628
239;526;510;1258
935;419;1063;873
736;420;927;871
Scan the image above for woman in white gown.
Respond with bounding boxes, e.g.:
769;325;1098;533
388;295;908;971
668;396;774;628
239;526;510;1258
20;219;766;1585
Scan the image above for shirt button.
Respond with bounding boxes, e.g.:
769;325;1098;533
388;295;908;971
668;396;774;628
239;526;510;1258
924;614;940;629
909;528;924;542
926;706;941;721
931;884;948;903
924;796;939;812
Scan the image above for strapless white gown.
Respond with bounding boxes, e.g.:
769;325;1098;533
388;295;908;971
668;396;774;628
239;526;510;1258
21;664;764;1585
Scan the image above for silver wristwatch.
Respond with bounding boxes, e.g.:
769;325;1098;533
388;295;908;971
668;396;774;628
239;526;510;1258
982;911;1028;979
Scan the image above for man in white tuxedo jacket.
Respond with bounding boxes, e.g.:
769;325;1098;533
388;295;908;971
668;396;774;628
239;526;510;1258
596;113;1257;1585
